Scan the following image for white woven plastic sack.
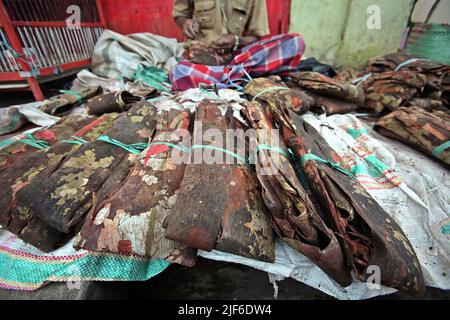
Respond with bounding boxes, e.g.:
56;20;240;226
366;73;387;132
91;30;184;80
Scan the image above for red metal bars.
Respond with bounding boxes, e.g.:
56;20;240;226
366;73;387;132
0;0;106;101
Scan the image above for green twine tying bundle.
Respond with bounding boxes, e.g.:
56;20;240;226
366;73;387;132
59;90;83;103
252;86;290;101
97;135;148;155
301;153;356;178
60;136;89;146
18;132;50;150
432;141;450;157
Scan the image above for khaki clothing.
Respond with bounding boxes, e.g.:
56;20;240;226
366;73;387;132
173;0;270;43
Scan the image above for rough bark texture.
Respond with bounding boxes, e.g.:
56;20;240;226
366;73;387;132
362;70;427;114
187;41;234;66
247;79;425;292
241;100;350;286
244;78;314;115
308;92;358;116
86;91;143;116
286;112;425;294
15;101;157;234
38;87;99;116
165;100;275;262
375;107;450;167
0;116;95;172
366;53;450;109
74;109;198;267
2;114;120;252
292;71;365;106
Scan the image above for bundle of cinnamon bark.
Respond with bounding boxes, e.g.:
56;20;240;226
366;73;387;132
164;100;275;263
284;72;362;116
375;107;450;167
361;53;450;114
244;79;425;293
74;109;197;267
11;101;157;251
0;113;120;250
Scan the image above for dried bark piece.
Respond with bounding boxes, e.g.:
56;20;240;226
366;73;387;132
86;91;143;116
187;41;234;66
39;87;100;116
0;116;95;172
15;101;158;234
241;101;351;286
367;53;450;107
293;71;365;106
285;112;425;293
247;79;425;292
362;70;427;114
375;107;450;166
308;92;358;116
1;114;120;249
406;98;447;113
244;78;314;115
74;109;197;267
165;100;275;262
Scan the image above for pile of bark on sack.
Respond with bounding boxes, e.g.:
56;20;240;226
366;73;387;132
1;52;449;295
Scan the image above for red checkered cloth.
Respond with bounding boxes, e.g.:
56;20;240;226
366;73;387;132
170;34;305;91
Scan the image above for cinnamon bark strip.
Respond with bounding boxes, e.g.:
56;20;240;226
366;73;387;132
15;101;158;234
74;109;197;267
246;81;425;293
39;86;100;116
292;71;365;106
241;101;351;286
287;112;424;293
165;100;275;262
1;114;120;252
86;91;143;116
375;107;450;167
0;116;95;172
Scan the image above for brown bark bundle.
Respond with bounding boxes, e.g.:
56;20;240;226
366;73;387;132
293;71;365;106
38;87;100;116
308;92;358;116
1;114;119;229
74;109;198;267
244;78;314;115
0;116;95;172
15;101;158;235
375;107;450;167
241;101;351;286
247;82;425;293
187;41;234;66
86;91;143;116
362;70;427;114
1;114;120;252
165;100;275;262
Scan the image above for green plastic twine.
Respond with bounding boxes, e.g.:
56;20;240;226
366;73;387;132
97;135;148;155
59;90;83;103
60;136;88;146
18;132;50;150
252;86;290;101
432;141;450;157
301;153;356;178
147;142;191;154
256;144;290;157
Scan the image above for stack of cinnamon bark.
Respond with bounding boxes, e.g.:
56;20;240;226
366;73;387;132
1;66;439;294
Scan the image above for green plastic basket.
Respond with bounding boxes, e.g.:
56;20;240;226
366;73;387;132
405;23;450;65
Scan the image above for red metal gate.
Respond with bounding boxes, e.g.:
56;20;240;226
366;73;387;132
0;0;106;100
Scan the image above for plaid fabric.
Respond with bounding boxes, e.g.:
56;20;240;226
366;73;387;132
170;34;305;91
